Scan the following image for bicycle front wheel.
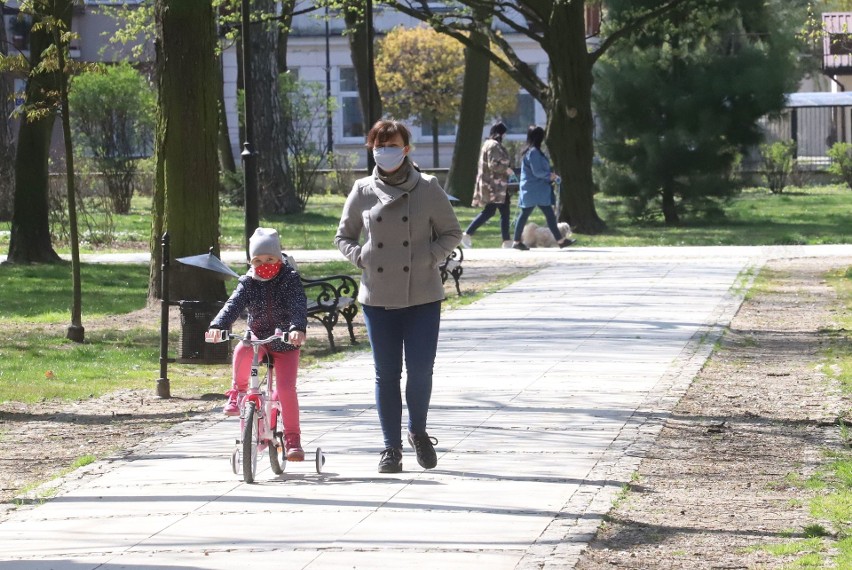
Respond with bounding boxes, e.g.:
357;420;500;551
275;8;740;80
242;401;259;483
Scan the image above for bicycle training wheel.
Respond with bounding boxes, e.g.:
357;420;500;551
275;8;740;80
268;407;285;475
242;401;259;483
315;447;325;474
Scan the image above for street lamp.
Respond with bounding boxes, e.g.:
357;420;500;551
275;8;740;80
241;0;259;256
365;0;375;171
325;4;333;153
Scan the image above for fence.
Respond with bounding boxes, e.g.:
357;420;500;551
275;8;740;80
752;91;852;172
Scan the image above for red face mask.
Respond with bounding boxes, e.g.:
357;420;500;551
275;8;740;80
253;261;282;281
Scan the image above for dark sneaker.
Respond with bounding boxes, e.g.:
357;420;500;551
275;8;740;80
407;432;438;469
512;242;529;251
558;237;577;249
378;447;403;473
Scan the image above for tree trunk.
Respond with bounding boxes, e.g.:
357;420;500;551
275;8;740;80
54;10;85;342
662;186;679;224
445;26;490;204
217;53;236;174
6;12;61;264
343;3;382;136
250;0;298;214
0;0;14;222
544;2;606;234
148;0;225;303
276;0;295;73
236;38;245;151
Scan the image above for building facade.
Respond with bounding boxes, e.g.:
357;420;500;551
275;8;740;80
2;2;604;170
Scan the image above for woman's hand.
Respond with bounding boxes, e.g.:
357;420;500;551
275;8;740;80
288;330;306;347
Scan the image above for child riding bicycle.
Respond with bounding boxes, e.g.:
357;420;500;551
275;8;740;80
205;227;308;461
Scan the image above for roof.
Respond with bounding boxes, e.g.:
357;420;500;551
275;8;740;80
785;91;852;108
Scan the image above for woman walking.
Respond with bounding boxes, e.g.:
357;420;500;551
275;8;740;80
511;125;576;250
461;122;515;249
334;120;462;473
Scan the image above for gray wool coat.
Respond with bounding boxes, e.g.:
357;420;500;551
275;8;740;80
334;164;462;309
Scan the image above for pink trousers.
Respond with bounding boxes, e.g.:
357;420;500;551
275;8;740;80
232;343;300;435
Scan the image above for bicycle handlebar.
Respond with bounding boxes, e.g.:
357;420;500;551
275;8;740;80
204;329;288;346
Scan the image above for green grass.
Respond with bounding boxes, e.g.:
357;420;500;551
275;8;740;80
322;185;852;248
2;184;849;254
0;259;364;403
0;263;150;323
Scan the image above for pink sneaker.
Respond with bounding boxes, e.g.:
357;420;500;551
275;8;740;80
223;390;240;416
285;433;305;461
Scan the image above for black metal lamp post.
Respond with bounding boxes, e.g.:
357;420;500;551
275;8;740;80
365;0;375;171
241;0;259;256
325;4;333;153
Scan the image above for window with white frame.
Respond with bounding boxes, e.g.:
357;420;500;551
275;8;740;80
339;67;363;139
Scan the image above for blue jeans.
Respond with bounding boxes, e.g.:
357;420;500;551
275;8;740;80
465;201;511;241
362;301;442;450
513;205;562;242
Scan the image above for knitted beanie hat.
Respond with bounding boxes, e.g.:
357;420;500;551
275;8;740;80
248;227;283;261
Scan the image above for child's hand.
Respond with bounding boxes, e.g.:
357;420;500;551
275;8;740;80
205;328;227;343
288;330;306;347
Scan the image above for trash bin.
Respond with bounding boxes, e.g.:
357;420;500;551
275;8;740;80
177;300;231;364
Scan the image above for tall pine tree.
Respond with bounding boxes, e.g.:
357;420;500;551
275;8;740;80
595;0;804;223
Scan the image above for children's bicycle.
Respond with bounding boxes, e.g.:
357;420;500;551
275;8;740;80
205;329;325;483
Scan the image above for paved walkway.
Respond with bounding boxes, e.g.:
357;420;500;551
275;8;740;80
0;245;848;569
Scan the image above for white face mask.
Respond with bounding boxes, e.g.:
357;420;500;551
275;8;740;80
373;146;406;172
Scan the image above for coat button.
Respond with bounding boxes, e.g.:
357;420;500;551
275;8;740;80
403;266;409;272
402;216;408;222
377;243;383;248
402;241;409;247
377;216;383;222
377;267;384;273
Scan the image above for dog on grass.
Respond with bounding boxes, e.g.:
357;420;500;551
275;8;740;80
521;221;573;248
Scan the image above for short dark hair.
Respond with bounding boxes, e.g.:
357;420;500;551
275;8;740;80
489;122;508;139
366;120;411;149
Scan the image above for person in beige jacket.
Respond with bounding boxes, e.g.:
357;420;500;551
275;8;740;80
335;120;462;474
461;122;515;249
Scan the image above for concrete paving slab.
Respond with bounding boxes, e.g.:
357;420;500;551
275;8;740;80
2;245;849;569
308;550;522;570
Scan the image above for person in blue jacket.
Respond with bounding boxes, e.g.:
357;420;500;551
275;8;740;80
511;125;576;250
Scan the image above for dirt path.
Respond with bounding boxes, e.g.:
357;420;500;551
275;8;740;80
575;256;851;568
1;255;849;569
